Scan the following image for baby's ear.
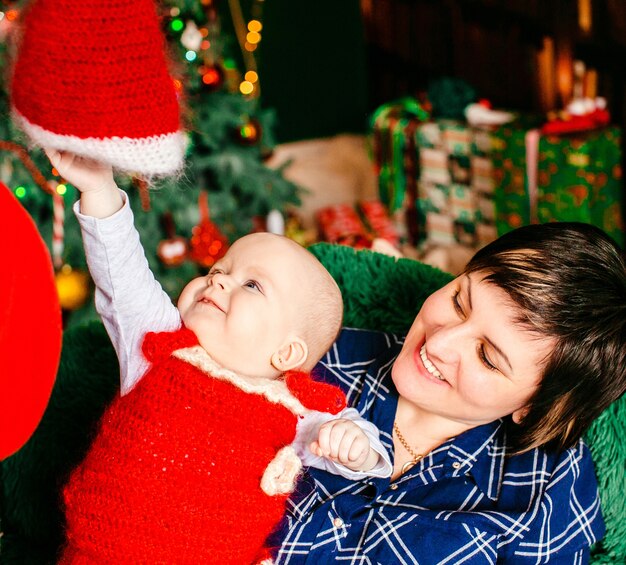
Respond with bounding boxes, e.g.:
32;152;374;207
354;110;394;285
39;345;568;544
271;338;308;372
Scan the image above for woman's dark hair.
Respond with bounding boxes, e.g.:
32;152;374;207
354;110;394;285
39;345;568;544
464;222;626;453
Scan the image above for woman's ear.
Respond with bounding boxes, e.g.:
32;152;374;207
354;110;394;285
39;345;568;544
271;338;308;372
512;405;530;424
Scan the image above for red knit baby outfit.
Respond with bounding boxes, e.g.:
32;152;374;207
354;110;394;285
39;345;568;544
60;328;345;564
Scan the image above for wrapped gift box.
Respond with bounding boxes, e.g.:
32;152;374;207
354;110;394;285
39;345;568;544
491;124;624;246
420;148;451;185
476;222;499;247
471;156;495;193
476;194;497;222
441;120;472;155
425;212;456;245
418;181;450;214
449;184;477;223
371;99;501;249
537;128;623;246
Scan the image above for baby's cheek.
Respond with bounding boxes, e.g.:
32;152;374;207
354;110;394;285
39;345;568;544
178;279;202;309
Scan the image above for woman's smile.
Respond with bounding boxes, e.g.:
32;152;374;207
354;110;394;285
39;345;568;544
413;343;448;385
392;272;551;432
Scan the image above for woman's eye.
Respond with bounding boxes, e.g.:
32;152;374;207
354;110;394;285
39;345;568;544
478;344;498;372
452;290;465;317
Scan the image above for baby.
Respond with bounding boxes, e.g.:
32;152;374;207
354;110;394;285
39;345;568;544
47;150;391;564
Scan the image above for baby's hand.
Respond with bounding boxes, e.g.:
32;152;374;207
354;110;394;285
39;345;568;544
44;148;122;218
310;418;380;472
44;148;115;194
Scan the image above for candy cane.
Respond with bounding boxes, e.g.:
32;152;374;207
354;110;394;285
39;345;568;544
51;184;64;269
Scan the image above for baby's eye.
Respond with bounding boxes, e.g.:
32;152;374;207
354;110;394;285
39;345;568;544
244;280;261;292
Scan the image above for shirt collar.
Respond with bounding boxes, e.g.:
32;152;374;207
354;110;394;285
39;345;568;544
446;419;507;501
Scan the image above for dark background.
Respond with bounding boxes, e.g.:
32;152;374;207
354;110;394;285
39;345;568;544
258;0;626;144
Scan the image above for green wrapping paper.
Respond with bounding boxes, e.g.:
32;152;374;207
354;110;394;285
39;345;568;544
370;98;430;213
370;98;430;243
537;128;623;246
492;124;624;247
491;126;532;232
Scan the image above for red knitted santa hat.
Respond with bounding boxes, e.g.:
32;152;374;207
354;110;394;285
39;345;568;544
10;0;186;177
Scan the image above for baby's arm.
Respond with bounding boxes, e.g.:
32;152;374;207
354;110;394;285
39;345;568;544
294;408;392;479
45;149;181;393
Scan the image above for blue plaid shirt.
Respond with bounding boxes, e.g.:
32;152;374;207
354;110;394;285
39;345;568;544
269;328;605;564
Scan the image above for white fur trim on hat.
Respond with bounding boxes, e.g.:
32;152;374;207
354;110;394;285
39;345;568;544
12;109;187;177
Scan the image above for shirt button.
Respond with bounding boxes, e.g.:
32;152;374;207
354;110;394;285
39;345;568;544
333;517;344;528
389;484;398;490
452;462;462;469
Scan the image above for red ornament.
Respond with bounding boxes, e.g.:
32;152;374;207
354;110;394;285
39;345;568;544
1;182;62;459
189;191;228;268
234;117;262;146
157;212;188;267
201;64;225;92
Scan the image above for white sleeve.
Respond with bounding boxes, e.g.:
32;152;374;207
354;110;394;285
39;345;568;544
74;191;182;395
292;407;392;479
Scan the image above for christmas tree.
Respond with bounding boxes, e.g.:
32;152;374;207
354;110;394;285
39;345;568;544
0;0;301;326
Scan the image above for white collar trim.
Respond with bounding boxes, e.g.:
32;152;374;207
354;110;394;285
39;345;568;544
172;345;308;416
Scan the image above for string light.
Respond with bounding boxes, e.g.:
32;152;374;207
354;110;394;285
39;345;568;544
15;186;26;198
171;0;265;97
248;20;262;33
228;0;264;98
246;31;261;45
171;18;184;32
56;183;67;195
239;81;254;95
244;71;258;83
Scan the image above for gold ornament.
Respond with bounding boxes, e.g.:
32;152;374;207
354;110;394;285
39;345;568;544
55;265;90;310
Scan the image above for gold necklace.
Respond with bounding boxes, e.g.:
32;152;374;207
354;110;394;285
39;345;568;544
393;421;424;474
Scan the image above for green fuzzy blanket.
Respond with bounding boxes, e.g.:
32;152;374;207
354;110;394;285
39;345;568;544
1;243;624;563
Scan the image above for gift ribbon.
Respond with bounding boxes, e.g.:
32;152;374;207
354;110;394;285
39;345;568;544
524;129;541;223
370;98;430;213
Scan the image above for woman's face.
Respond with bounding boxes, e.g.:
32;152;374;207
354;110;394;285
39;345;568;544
392;271;555;433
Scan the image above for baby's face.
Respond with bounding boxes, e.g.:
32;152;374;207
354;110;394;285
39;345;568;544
178;233;308;379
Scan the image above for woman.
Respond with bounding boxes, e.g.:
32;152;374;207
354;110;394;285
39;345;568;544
269;222;626;563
